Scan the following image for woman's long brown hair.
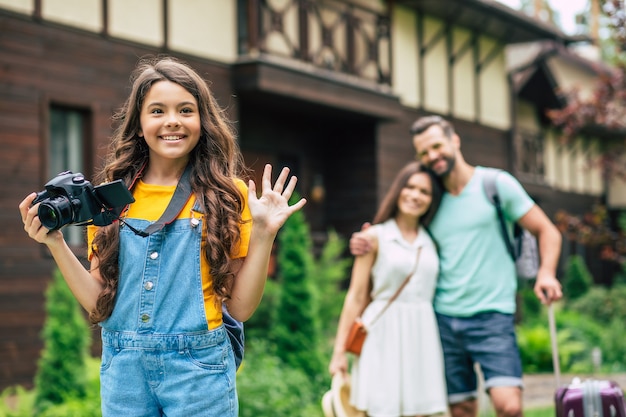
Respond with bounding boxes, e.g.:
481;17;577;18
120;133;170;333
372;161;443;227
90;56;245;323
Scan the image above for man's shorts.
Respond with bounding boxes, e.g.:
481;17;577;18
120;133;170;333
436;311;523;404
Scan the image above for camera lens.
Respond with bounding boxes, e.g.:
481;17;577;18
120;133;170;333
38;196;74;230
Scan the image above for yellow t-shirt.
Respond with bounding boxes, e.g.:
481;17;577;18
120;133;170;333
87;178;252;329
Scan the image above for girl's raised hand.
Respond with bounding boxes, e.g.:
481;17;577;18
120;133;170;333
247;164;307;236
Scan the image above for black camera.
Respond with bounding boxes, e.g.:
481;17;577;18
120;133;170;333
32;171;135;231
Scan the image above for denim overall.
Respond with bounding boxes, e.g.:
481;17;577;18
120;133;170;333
99;204;237;417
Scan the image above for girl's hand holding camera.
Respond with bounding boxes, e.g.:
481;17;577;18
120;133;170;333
19;193;64;246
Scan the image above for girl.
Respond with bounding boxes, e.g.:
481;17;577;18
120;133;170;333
328;162;446;417
19;56;306;416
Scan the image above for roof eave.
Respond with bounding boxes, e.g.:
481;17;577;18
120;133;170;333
395;0;574;45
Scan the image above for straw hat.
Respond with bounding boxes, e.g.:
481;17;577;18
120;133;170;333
321;373;366;417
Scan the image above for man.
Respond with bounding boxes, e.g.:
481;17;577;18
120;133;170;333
350;115;563;417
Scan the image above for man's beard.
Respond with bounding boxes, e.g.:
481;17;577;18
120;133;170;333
430;155;456;177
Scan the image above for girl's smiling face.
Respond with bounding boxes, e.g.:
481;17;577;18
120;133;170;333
138;80;201;165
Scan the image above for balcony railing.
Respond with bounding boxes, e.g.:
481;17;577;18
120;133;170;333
238;0;392;85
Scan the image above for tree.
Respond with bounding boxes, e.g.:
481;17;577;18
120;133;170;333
603;0;626;55
546;0;626;153
271;193;326;382
563;255;593;300
34;268;91;413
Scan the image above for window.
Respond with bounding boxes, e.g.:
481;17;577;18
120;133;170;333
48;106;90;247
516;128;545;180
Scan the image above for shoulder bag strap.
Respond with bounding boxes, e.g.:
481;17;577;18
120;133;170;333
367;246;422;327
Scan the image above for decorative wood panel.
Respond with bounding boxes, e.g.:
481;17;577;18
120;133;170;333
239;0;392;84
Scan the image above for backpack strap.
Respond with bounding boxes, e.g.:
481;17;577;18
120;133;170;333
482;169;516;261
222;305;245;370
482;168;499;206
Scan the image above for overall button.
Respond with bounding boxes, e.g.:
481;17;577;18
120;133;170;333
141;314;150;323
150;252;158;260
144;281;154;290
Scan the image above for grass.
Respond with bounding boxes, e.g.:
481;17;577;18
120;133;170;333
481;406;554;417
525;406;555;417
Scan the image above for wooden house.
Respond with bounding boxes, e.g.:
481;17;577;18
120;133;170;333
0;0;609;389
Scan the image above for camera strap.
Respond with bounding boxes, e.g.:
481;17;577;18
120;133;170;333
136;164;193;237
116;164;193;237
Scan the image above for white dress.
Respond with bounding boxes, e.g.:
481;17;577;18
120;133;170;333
350;219;447;417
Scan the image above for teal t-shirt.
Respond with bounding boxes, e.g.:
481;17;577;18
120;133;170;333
430;166;535;317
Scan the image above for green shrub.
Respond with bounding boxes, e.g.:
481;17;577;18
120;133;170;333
244;278;281;342
37;355;102;417
0;386;35;417
34;268;92;413
246;228;350;365
570;285;626;323
562;255;593;301
517;324;553;373
516;281;542;324
517;305;601;373
597;317;626;372
567;284;626;371
517;283;626;374
312;229;352;344
237;341;323;417
271;196;326;384
0;356;101;417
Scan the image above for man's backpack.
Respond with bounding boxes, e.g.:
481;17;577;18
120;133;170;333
482;169;539;280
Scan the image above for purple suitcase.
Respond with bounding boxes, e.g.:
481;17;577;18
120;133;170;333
555;378;626;417
549;305;626;417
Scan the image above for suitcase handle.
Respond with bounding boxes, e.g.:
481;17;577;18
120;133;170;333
549;303;561;387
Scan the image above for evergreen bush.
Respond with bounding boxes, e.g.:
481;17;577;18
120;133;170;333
244;278;280;342
34;268;91;413
516;280;542;324
311;229;352;343
271;195;326;383
562;255;593;300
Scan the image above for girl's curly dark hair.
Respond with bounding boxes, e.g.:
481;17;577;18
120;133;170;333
89;56;246;323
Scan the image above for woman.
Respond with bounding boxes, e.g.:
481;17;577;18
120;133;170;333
329;161;446;417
